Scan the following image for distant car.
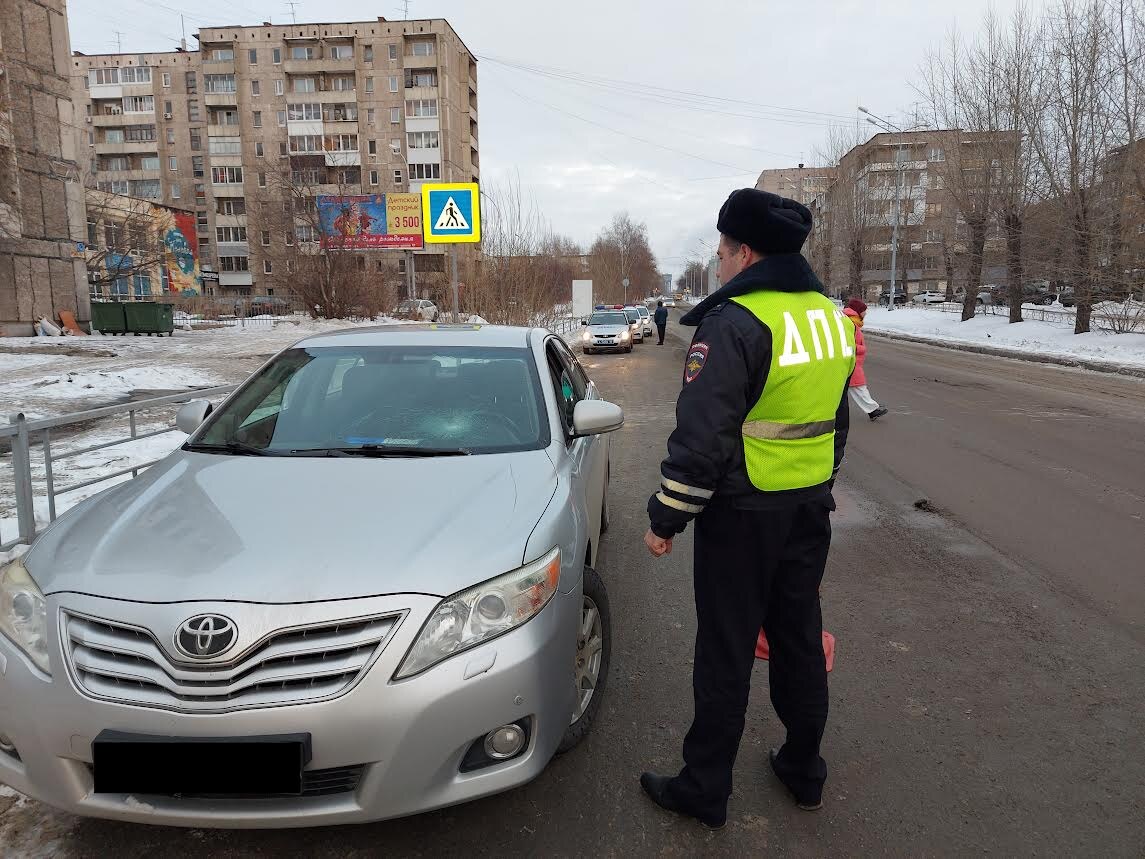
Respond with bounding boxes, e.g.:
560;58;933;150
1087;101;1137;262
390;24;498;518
581;309;633;353
628;305;653;338
912;291;947;304
662;298;676;309
393;299;439;322
879;290;908;306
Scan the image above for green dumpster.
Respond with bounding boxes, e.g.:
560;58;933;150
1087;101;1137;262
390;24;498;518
123;302;175;336
90;302;128;335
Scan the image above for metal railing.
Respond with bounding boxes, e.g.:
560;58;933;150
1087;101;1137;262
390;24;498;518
1;386;236;552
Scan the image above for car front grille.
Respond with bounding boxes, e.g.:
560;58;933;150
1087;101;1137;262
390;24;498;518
62;611;400;713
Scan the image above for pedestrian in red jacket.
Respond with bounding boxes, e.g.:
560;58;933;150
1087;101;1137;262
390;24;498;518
843;298;888;421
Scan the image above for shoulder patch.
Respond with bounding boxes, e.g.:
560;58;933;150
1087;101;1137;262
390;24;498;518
684;342;709;384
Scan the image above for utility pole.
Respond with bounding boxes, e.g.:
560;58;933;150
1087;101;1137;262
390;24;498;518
286;1;299;23
113;31;123;53
450;245;460;322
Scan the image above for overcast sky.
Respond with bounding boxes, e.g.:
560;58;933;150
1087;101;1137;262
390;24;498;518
68;0;1045;281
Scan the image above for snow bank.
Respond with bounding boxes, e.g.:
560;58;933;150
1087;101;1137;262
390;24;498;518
863;307;1145;372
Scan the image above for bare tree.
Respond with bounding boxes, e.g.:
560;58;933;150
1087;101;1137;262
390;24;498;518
83;190;176;300
588;213;660;304
813;124;876;299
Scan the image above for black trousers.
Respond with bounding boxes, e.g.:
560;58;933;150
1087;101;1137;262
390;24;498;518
656;323;666;344
671;498;833;815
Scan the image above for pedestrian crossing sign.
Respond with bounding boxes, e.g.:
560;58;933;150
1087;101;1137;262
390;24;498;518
421;182;481;244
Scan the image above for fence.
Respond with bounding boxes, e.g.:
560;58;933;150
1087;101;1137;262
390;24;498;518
922;300;1144;332
1;386;236;553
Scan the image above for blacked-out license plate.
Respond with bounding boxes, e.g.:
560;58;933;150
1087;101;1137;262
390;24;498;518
92;731;311;796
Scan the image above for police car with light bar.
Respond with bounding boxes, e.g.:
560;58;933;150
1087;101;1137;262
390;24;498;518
580;306;634;354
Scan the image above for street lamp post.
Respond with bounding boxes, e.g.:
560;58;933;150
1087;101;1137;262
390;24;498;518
858;107;928;312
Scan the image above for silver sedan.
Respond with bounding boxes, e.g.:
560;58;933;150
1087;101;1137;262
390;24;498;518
0;324;621;827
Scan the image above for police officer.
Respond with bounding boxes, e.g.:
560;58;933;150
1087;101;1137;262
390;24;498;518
640;189;855;829
654;299;669;344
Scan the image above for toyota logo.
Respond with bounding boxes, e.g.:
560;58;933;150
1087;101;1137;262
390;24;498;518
174;614;237;659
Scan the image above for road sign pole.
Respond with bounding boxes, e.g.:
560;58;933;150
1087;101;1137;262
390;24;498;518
450;244;460;323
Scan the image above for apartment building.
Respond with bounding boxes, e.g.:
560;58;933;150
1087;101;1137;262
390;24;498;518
1;0;89;336
71;17;478;296
814;130;1013;300
755;165;835;207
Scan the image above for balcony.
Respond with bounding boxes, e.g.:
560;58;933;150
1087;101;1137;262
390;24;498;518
91;112;155;127
211;183;246;197
469;105;477;123
214;213;247;227
405;86;437;100
323;121;358;135
203;59;236;72
205;91;239;107
283;56;357;75
216;241;250;257
94;168;159;182
470;134;478;152
218;271;253;287
94;140;159;155
324;150;360;167
207;123;243;138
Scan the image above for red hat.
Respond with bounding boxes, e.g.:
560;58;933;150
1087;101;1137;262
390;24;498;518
845;298;868;315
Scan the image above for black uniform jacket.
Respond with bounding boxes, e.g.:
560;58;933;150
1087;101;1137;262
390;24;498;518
647;254;851;539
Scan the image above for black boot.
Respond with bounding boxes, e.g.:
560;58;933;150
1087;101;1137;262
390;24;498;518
869;407;888;421
639;772;726;829
768;749;823;811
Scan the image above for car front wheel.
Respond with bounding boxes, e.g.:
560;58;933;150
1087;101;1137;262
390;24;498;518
557;565;611;754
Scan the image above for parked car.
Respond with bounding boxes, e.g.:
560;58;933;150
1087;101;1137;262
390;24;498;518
622;307;644;343
879;289;908;306
392;299;440;322
912;291;947;304
0;325;620;827
581;307;633;353
627;305;654;338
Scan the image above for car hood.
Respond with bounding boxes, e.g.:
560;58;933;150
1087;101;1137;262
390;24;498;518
587;325;628;335
27;449;558;603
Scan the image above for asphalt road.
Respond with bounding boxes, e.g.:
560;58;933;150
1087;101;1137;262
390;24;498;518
3;314;1144;856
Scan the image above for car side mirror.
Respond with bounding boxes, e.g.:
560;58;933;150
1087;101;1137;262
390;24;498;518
176;399;213;434
581;319;588;325
572;400;623;437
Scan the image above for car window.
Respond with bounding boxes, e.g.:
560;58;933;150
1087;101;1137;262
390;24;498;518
624;310;638;323
552;339;589;399
196;345;549;455
589;312;627;326
545;342;584;437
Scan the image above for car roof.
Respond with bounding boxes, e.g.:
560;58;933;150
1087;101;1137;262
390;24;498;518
293;324;536;350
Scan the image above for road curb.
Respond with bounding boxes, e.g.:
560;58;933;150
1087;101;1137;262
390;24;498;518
863;328;1145;379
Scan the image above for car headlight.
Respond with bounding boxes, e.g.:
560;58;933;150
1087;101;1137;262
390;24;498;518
395;548;561;679
620;330;630;340
582;330;591;341
0;558;51;675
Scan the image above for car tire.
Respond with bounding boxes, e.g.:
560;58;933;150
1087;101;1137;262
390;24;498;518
432;312;439;322
625;345;633;353
557;565;611;755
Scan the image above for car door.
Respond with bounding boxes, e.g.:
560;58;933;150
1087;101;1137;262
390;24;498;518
546;338;608;568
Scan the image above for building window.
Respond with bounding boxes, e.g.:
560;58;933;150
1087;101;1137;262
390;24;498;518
407;131;439;150
388;44;398;60
216;226;248;242
409;40;435;56
277;110;287;126
928;147;945;162
258;171;267;187
923;256;937;270
219;256;250;272
292;77;317;93
120;66;152;84
140;156;161;171
165;128;175;144
255;141;264;157
291;45;317;61
210;48;234;62
391;107;401;124
408;162;441;180
188;99;201;121
162;72;172;88
328;45;353;59
289;134;321;153
218;199;246;215
122;95;154;113
252;111;262;128
248;49;258;64
331;76;355;92
90;68;119;85
369;170;379;185
171;184;181;199
185;71;198;93
208;136;241;155
205;74;236;94
926;229;944;243
251;80;261;96
189;128;202;151
363;45;374;62
195;184;206;202
272;47;282;64
125;125;157;143
394;169;403;186
130;179;162;199
405;98;437;117
211;166;244;184
365;76;374;93
285;231;294;246
259;230;270;246
404;69;437;88
101;155;128;171
274;79;284;96
325;134;358;152
169;156;178;171
103;128;125;144
927;203;943;217
367;139;377;155
388;75;399;93
278;141;288;156
288;102;322;120
390;138;401;154
264;259;273;274
366;108;376;124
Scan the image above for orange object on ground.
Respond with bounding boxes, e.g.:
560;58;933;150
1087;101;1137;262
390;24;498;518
755;629;836;672
58;309;88;335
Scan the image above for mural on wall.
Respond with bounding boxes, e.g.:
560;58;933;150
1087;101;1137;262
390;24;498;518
161;208;201;294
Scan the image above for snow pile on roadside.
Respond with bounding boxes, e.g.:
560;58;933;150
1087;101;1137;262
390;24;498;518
5;366;222;405
863;307;1145;371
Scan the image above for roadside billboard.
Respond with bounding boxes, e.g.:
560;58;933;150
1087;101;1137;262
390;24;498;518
317;194;424;249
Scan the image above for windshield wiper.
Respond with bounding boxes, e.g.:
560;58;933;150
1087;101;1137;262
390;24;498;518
183;441;283;457
320;445;471;458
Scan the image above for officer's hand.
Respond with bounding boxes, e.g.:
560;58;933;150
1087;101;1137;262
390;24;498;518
644;529;672;558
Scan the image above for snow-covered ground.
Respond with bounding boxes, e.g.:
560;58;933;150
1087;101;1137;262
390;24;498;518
863;307;1145;372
